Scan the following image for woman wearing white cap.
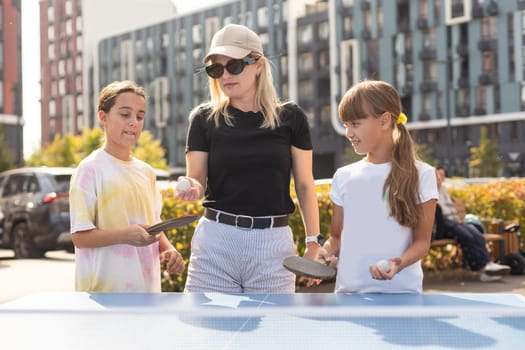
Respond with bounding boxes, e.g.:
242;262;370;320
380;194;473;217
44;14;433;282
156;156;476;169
175;23;321;293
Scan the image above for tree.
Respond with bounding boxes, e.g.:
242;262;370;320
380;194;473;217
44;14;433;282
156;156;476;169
469;126;503;177
414;143;438;166
133;130;169;170
26;127;169;170
26;133;79;167
0;125;15;172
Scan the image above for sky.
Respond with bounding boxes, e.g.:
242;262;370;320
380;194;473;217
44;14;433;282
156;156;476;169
21;0;218;159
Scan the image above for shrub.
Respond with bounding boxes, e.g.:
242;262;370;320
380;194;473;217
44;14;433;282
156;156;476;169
159;188;203;292
448;179;525;229
160;178;525;290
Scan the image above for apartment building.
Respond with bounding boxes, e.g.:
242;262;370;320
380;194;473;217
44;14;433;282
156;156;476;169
0;0;23;166
38;0;176;149
44;0;525;177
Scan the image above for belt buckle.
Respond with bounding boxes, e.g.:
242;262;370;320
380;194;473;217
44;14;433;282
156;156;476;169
235;215;254;230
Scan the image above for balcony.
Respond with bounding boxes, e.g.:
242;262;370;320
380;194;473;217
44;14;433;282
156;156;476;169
419;80;438;92
418;112;431;121
401;50;413;64
456;43;469;56
398;20;410;33
487;1;498;16
401;84;413;96
478;38;497;51
474;106;487;115
456;105;471;117
418;47;437;60
363;58;378;72
457;76;470;88
417;18;428;30
361;29;371;40
478;72;497;85
472;5;484;18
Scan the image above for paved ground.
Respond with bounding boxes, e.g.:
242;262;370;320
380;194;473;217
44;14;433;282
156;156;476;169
298;269;525;295
423;269;525;295
2;249;525;304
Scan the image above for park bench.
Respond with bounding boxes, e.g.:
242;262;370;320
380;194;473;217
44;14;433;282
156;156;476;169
430;220;524;275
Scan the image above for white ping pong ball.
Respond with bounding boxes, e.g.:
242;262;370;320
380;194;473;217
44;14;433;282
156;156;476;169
176;178;191;192
376;259;390;273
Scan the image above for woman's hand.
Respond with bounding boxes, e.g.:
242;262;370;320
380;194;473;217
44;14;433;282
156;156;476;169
174;176;204;201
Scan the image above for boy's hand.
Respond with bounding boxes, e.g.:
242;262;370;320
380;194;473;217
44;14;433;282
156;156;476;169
126;225;160;246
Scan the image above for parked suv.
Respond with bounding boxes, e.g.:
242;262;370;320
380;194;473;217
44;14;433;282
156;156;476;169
0;167;75;258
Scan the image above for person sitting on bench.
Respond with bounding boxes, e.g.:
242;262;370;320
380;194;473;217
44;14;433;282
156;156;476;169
435;167;510;282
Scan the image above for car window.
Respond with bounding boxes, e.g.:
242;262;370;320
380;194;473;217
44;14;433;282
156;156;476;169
54;175;72;193
25;175;40;194
2;175;24;197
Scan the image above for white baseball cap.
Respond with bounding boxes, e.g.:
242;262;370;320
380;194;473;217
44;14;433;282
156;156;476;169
203;24;263;63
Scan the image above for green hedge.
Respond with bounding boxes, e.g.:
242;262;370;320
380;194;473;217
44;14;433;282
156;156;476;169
160;179;525;291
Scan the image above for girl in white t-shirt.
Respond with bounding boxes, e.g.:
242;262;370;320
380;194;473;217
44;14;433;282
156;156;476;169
320;80;438;293
69;80;185;292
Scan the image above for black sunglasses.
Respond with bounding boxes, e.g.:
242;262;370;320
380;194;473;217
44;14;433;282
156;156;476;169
205;57;258;79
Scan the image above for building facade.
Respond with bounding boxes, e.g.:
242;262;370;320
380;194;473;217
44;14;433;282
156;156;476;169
38;0;177;149
0;0;23;166
46;0;525;177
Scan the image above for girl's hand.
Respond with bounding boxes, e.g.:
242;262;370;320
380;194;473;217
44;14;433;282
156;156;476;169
160;249;185;275
369;257;402;280
174;176;204;201
318;245;339;269
299;243;325;287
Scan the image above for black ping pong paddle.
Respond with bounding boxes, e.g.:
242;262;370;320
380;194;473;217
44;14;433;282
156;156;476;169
283;256;336;280
147;215;199;234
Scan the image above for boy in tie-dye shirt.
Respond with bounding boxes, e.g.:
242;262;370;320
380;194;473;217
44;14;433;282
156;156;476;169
69;80;185;292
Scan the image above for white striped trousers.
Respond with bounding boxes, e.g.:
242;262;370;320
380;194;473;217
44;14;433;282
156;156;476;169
184;217;296;293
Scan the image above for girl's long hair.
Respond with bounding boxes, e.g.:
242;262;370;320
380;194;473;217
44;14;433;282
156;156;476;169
338;80;421;227
202;54;282;129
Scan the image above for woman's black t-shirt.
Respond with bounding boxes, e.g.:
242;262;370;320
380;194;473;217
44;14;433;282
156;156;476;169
186;103;312;216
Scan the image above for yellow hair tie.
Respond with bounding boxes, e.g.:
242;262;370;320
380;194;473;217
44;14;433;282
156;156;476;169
396;112;407;125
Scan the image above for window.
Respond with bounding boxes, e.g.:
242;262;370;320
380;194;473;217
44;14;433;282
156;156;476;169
419;0;428;19
26;176;39;194
3;175;24;197
47;5;54;22
299;52;313;73
298;25;313;45
445;0;471;25
48;25;54;41
318;22;329;40
299;80;313;97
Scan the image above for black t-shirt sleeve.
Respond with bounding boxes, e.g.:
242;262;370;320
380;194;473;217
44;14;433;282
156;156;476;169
186;105;210;153
283;102;312;150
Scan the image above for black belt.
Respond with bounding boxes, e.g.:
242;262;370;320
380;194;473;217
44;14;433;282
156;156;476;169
204;208;288;230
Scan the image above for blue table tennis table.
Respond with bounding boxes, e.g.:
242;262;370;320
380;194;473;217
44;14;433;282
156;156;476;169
1;292;524;349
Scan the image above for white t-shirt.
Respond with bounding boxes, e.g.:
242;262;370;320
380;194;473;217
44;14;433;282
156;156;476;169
330;159;438;294
69;149;163;292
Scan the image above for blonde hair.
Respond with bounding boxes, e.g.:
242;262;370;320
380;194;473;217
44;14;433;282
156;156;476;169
338;80;421;227
204;54;282;128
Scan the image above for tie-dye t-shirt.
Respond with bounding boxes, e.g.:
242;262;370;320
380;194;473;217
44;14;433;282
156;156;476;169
69;149;163;292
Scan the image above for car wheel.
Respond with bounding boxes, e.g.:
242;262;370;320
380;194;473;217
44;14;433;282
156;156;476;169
12;222;45;258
